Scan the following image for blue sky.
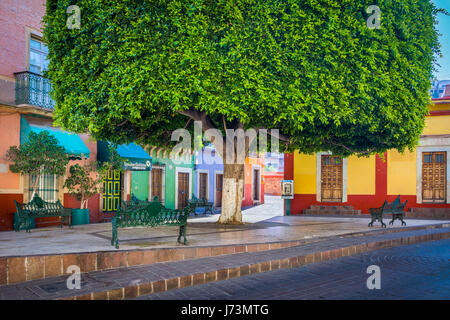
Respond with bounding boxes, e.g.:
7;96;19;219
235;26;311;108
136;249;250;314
432;0;450;80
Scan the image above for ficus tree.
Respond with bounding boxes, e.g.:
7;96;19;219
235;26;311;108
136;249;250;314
6;131;68;199
44;0;442;223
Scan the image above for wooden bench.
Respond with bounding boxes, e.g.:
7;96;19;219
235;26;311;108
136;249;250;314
369;195;407;228
111;198;192;249
14;195;72;232
188;196;214;215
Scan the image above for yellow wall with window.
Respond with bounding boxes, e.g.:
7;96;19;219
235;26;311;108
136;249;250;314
293;152;316;194
347;155;376;195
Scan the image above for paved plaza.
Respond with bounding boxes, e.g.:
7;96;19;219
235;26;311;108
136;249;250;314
136;239;450;300
0;196;448;257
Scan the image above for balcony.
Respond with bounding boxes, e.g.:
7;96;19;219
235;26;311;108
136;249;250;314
14;71;55;110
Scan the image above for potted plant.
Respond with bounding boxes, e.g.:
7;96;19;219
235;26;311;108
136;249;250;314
64;162;101;225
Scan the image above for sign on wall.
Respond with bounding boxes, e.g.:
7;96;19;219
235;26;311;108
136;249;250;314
281;180;294;199
123;160;152;171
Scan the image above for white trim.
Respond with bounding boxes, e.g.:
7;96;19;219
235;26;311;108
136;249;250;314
251;165;262;203
123;170;131;201
175;167;192;209
316;152;347;202
196;169;209;200
214;170;224;207
416;143;450;204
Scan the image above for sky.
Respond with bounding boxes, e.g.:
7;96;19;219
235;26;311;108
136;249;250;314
432;0;450;80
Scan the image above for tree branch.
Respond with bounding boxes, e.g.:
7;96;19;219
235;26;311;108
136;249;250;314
325;139;376;155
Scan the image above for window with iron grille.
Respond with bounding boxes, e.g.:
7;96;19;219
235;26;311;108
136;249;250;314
28;174;58;202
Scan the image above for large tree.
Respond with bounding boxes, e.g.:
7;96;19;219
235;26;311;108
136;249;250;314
44;0;442;223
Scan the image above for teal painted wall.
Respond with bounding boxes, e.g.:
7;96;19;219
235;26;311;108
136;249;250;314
150;150;195;210
130;171;149;200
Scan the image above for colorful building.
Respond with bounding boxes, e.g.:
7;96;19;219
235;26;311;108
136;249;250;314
285;99;450;217
263;152;284;196
194;146;265;209
146;147;195;210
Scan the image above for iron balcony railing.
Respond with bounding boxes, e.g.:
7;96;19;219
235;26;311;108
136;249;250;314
14;71;55;110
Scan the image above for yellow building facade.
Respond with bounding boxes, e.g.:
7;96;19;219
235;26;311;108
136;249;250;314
286;99;450;217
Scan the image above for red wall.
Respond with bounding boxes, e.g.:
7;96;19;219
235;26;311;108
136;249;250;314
64;193;102;223
0;194;22;231
264;174;283;195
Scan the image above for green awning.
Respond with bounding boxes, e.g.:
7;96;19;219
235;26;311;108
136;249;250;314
20;116;90;159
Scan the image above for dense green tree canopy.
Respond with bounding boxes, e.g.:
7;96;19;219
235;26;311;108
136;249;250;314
44;0;442;157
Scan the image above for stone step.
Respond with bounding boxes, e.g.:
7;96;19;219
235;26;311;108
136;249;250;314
407;208;450;220
1;225;449;300
309;205;356;211
303;209;362;215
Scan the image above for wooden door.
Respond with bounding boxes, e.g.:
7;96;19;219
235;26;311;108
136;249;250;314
422;152;446;203
199;173;208;200
215;174;223;207
253;169;260;201
177;172;190;209
151;168;163;201
321;155;343;202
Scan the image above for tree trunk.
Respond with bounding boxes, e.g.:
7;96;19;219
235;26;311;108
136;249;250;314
30;174;41;200
217;163;245;224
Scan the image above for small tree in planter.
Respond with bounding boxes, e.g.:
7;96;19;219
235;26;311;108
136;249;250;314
64;163;100;210
6;131;68;200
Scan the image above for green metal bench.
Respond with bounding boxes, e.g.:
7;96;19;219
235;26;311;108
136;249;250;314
111;197;192;249
14;195;72;232
121;193;149;211
386;196;407;226
188;196;214;215
368;195;407;228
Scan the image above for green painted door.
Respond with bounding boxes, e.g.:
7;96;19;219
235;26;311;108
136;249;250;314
131;171;149;200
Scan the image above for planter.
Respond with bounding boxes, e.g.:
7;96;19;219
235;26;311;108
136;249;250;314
71;208;90;225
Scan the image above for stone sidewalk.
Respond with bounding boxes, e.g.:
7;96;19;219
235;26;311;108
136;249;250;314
1;224;449;300
1;214;447;257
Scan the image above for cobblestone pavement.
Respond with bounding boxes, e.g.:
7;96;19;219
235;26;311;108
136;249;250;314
136;239;450;300
1;226;448;299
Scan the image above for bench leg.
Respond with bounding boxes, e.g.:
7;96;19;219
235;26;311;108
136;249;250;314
178;225;188;245
111;218;119;249
26;218;31;233
368;215;375;227
14;217;22;232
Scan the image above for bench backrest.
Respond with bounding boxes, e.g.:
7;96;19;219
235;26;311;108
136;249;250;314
115;198;190;227
385;195;407;211
15;197;63;216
